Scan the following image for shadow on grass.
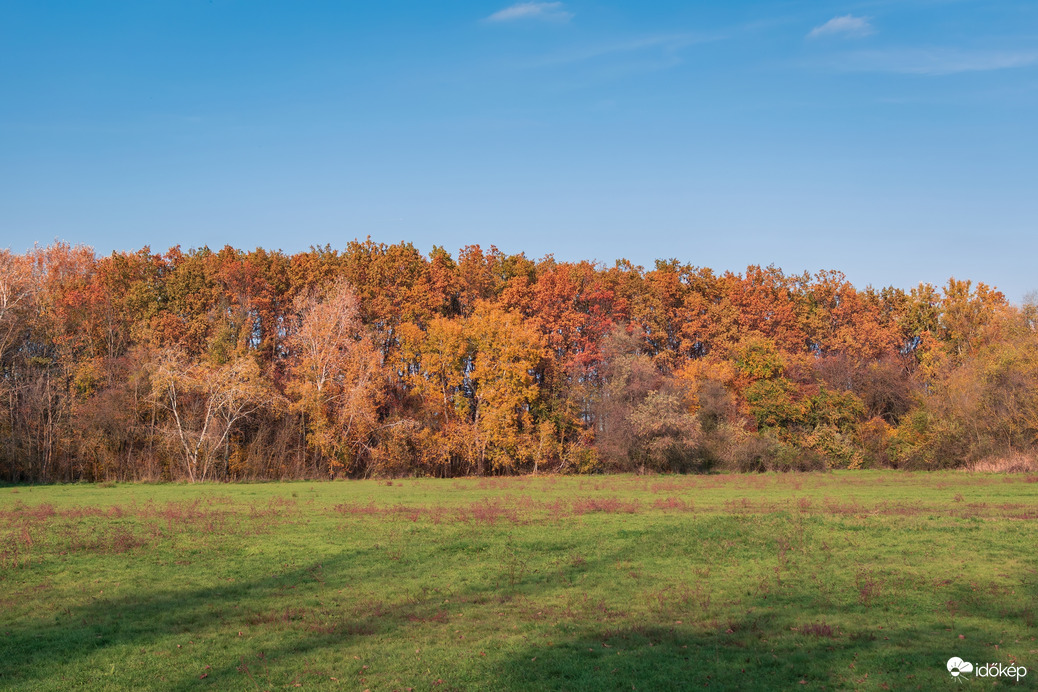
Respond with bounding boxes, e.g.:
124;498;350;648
496;624;817;690
493;622;967;691
0;556;393;689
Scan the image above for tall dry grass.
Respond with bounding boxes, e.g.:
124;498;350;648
967;453;1038;473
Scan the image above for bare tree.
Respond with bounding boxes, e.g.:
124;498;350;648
150;349;273;481
0;250;35;365
594;329;699;472
287;280;382;475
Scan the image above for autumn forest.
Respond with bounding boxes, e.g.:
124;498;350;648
0;240;1033;483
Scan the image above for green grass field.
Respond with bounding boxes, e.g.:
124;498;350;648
1;472;1036;690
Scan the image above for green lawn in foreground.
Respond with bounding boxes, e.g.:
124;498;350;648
1;471;1036;690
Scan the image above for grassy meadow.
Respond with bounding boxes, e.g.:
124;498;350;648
1;472;1036;690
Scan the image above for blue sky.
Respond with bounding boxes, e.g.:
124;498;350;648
2;1;1036;298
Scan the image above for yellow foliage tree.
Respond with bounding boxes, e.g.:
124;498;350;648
402;305;544;474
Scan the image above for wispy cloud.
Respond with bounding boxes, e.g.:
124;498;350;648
808;15;874;39
831;48;1038;75
486;2;573;23
522;33;720;69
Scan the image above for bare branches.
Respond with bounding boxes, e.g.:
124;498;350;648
150;349;275;481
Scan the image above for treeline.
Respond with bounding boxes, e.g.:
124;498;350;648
1;241;1035;482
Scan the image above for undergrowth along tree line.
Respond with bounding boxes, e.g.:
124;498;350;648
1;241;1035;481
